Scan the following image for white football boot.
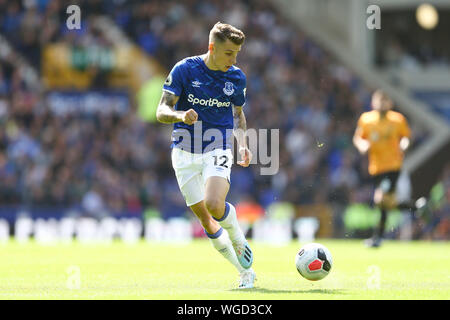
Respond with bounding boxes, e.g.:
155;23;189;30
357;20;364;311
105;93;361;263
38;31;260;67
238;268;256;289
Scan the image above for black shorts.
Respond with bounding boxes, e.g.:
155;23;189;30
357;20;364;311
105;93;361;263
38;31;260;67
372;170;400;193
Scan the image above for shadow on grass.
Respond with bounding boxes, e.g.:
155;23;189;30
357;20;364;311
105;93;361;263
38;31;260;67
230;287;347;295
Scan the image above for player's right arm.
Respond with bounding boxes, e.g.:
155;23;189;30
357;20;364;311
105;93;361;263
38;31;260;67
353;116;370;155
156;91;198;125
353;129;370;155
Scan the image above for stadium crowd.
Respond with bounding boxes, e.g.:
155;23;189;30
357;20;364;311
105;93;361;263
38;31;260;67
0;0;447;239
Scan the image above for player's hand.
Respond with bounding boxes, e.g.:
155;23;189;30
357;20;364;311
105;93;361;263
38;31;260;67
237;146;252;167
399;137;410;152
182;109;198;125
357;139;370;155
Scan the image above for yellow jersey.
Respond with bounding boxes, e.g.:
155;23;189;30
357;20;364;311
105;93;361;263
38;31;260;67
355;110;411;176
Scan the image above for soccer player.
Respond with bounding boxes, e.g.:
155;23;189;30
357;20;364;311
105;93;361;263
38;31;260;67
353;89;412;247
156;22;256;288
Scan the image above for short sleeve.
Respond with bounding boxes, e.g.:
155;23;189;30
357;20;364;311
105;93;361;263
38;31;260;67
399;115;411;138
231;73;246;107
163;61;184;97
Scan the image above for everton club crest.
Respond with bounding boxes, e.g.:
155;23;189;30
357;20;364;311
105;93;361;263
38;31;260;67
223;82;235;96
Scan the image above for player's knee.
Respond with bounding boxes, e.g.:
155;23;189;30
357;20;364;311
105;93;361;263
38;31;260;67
374;188;384;205
382;193;397;210
375;191;397;210
204;197;224;217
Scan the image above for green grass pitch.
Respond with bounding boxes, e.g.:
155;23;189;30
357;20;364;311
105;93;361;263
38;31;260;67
0;239;449;300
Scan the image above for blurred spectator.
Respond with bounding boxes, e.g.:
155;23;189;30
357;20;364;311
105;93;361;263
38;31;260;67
81;184;106;218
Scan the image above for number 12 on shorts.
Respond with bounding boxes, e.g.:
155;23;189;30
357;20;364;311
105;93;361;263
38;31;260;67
213;155;229;168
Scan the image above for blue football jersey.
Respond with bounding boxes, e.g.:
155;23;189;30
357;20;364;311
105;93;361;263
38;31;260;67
162;55;246;153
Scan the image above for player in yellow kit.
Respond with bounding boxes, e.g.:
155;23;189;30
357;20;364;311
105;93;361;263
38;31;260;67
353;89;412;247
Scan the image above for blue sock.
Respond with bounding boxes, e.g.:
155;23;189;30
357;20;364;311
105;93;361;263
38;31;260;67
204;227;224;239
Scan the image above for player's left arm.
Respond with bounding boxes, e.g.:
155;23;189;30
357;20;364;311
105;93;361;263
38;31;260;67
233;106;252;167
399;115;412;152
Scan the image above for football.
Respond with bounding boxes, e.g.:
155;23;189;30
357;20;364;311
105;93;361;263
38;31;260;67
295;243;333;281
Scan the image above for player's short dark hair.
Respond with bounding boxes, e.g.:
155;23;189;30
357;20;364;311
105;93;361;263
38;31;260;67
373;89;390;100
209;22;245;45
371;89;393;110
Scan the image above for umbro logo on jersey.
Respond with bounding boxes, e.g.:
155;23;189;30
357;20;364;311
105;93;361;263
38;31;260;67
191;80;202;88
165;74;172;86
